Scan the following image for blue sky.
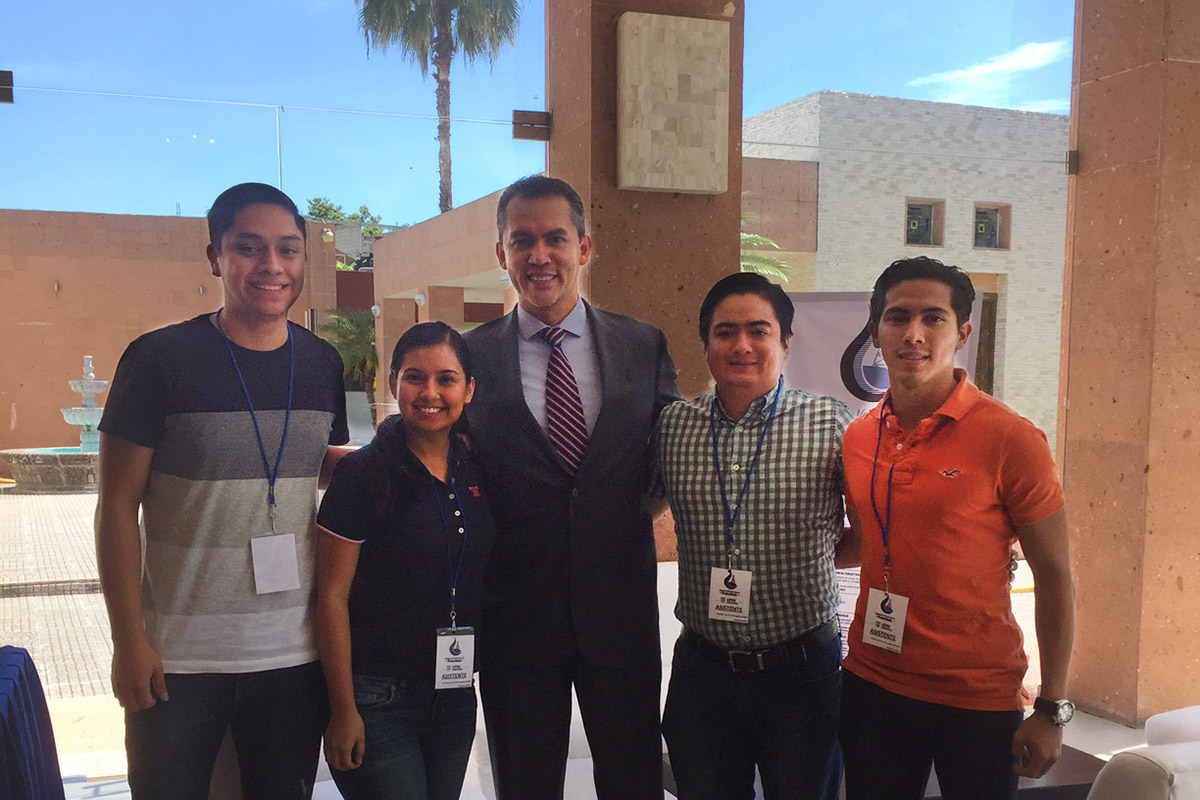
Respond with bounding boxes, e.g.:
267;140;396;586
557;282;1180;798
0;0;1074;226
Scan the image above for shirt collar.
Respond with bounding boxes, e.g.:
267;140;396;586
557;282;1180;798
931;368;978;420
713;379;784;424
876;368;977;423
516;299;587;342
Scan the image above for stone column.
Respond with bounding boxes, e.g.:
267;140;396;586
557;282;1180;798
300;220;338;331
425;285;466;330
546;0;744;399
375;297;417;422
1060;0;1200;724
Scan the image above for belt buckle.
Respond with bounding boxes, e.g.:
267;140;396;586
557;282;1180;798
727;649;765;672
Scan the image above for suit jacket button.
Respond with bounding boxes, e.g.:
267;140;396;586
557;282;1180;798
571;488;579;498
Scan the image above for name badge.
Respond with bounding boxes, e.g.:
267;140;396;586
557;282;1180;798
708;568;753;624
250;533;301;595
863;587;909;653
435;627;475;689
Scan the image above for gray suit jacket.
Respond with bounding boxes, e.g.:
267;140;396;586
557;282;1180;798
463;302;679;669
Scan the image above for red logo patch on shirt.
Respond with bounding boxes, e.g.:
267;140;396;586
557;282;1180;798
467;486;482;498
940;469;961;478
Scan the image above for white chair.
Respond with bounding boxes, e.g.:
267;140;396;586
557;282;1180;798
1087;706;1200;800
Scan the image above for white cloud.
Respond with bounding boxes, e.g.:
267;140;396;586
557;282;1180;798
1016;98;1071;114
908;41;1070;87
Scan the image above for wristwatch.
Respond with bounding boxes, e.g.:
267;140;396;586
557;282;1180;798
1033;697;1075;726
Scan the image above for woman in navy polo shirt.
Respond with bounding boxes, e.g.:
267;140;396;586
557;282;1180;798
316;321;495;800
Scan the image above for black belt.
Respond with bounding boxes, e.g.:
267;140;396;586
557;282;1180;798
680;619;839;673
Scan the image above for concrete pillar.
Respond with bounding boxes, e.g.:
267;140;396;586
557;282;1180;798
301;220;338;331
546;0;744;398
375;297;417;422
1060;0;1200;724
425;285;466;330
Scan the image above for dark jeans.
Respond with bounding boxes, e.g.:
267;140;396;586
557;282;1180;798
661;631;843;800
839;670;1024;800
330;676;477;800
479;658;663;800
125;661;326;800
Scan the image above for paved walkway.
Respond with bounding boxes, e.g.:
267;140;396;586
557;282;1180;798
1;491;110;697
0;489;126;782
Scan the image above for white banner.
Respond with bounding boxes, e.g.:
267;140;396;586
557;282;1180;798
782;292;982;417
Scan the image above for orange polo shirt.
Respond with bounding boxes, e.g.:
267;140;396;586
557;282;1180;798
842;372;1064;711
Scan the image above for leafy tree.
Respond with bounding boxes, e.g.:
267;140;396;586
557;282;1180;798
306;197;347;220
352;205;385;238
306;198;388;238
358;0;520;213
320;309;380;424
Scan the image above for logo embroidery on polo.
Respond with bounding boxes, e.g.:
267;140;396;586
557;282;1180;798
467;486;482;497
940;469;961;478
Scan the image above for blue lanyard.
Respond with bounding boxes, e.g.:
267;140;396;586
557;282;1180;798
709;377;782;569
869;397;897;595
214;311;294;531
431;470;469;630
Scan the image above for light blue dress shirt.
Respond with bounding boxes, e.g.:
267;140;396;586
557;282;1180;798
516;300;602;436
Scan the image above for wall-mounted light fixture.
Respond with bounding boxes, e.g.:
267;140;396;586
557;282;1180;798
53;281;60;293
370;304;382;318
321;227;335;244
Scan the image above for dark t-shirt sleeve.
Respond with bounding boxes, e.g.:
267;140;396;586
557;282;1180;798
317;454;370;542
98;337;169;449
327;350;350;446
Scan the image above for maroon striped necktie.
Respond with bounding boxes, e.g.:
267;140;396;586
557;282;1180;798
542;326;588;474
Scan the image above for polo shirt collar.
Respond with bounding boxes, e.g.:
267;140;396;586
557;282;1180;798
930;368;978;421
878;368;977;423
516;299;587;342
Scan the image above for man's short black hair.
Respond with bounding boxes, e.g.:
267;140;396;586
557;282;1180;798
496;175;586;240
207;183;306;249
698;272;794;343
869;256;975;327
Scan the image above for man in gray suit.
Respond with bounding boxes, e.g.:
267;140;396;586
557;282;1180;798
464;175;679;800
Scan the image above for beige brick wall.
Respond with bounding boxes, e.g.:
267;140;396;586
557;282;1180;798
745;91;1068;445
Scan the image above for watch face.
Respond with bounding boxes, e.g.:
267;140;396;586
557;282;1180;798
1058;700;1075;725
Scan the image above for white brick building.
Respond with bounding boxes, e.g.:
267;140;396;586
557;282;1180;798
744;91;1068;444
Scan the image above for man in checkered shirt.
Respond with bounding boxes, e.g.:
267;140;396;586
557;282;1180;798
656;272;858;800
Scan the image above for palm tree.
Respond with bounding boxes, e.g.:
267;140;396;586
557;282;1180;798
358;0;520;214
740;211;793;282
320;309;380;424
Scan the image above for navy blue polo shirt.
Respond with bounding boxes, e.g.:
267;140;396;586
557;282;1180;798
318;426;495;681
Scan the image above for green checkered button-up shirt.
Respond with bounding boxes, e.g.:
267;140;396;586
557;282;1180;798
656;384;853;649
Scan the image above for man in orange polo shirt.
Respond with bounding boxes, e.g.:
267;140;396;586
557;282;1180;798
839;256;1075;800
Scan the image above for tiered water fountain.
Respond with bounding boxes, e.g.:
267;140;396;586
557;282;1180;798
0;356;109;492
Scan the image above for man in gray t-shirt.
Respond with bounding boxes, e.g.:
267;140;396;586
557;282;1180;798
96;183;348;800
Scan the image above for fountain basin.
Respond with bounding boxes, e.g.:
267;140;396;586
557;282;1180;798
61;407;104;428
0;448;99;493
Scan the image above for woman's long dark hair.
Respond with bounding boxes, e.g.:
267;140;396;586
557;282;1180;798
362;322;473;515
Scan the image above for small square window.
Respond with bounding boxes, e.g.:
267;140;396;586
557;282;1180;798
905;199;944;247
974;203;1011;249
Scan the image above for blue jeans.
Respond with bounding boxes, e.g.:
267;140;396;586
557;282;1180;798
661;632;843;800
125;661;326;800
839;670;1024;800
330;675;478;800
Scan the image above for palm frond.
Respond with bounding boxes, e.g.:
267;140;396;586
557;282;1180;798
739;252;793;282
456;0;521;64
739;232;779;250
358;0;435;74
319;309;379;385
